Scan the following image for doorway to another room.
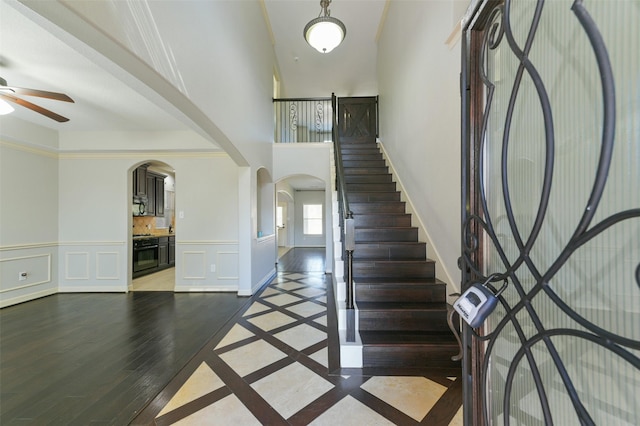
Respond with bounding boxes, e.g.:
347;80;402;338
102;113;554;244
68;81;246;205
131;161;177;291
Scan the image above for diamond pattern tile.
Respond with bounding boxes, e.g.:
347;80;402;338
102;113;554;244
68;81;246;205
246;311;296;332
215;324;254;350
219;339;286;377
137;257;462;425
157;362;225;417
294;287;326;298
273;323;326;352
309;395;395;426
172;394;261;425
285;301;326;318
274;281;306;291
251;362;334;419
263;293;302;306
242;301;271;317
361;376;448;421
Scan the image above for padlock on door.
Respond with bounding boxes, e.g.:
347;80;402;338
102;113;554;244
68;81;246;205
453;274;508;328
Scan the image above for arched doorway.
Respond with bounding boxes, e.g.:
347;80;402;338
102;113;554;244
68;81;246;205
275;174;330;269
130;160;176;291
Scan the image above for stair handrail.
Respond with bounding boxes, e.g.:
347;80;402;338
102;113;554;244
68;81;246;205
332;93;355;311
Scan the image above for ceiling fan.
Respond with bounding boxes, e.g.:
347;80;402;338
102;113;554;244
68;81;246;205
0;77;74;122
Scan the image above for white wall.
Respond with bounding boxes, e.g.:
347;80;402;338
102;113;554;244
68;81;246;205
56;151;240;293
377;1;464;291
32;0;276;169
8;1;280;300
0;117;245;305
0;137;59;306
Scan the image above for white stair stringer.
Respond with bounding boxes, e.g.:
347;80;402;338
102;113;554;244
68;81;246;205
330;159;363;368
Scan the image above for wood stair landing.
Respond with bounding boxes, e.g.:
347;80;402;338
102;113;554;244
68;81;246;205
341;140;460;371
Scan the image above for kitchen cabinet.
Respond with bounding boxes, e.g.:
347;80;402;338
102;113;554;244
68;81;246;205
158;236;169;268
133;165;165;217
156;178;165;216
133;165;147;197
145;172;165;217
169;236;175;265
146;174;156;216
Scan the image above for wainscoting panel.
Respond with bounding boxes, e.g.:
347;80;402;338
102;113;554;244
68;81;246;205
65;252;89;280
58;242;127;292
0;244;57;308
175;241;239;292
96;252;119;280
182;251;206;280
216;251;239;280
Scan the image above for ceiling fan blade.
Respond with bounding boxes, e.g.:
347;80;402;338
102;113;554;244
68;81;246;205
5;86;74;103
0;93;70;122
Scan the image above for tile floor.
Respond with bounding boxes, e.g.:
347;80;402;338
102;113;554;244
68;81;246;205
131;267;175;291
134;271;463;425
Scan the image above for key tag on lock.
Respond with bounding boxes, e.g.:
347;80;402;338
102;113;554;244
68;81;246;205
453;275;508;328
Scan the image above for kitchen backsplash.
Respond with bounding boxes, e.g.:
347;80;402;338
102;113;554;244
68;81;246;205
133;216;175;235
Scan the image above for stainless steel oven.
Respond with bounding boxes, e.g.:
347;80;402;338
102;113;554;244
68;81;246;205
133;237;159;277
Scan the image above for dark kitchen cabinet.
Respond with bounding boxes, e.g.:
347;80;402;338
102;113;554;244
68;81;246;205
168;236;175;266
133;166;166;217
133;165;147;197
155;177;165;216
146;175;156;216
158;236;169;268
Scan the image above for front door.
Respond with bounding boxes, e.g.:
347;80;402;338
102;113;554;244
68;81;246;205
461;1;639;424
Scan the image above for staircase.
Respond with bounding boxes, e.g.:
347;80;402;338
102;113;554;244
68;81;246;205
340;140;460;370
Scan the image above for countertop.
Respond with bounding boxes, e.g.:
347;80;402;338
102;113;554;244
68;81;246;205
132;233;175;240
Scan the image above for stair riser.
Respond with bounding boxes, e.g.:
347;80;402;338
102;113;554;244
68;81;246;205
363;346;460;368
344;175;393;184
347;183;396;192
354;215;412;227
355;286;446;303
353;261;435;278
350;202;405;214
348;192;400;202
343;160;386;168
340;142;378;148
343;167;389;175
353;244;426;260
341;152;382;159
342;153;382;161
355;228;417;241
359;310;449;331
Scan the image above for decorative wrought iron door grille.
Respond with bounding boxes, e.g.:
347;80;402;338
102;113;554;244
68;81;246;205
461;1;639;424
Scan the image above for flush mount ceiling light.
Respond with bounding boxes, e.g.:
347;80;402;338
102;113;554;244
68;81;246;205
303;0;346;53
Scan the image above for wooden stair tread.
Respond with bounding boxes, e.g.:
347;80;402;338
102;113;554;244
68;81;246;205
354;257;434;263
355;241;425;246
357;301;448;311
339;139;460;371
355;276;445;285
360;331;458;345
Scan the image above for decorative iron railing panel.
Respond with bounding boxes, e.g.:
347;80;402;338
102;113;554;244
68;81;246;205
461;0;639;424
274;98;333;143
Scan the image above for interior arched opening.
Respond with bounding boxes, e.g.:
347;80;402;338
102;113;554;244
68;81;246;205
129;160;176;291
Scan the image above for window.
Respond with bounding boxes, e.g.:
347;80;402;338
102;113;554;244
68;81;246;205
303;204;323;235
277;206;284;228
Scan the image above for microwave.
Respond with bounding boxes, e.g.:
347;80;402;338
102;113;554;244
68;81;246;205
132;200;147;216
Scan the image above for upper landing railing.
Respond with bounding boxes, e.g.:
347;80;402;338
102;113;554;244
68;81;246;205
273;97;332;143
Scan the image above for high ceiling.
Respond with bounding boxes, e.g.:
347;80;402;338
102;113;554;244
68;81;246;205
0;0;387;190
0;0;386;133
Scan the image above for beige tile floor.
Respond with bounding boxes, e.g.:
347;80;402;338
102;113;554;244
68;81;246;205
139;271;464;425
131;267;175;291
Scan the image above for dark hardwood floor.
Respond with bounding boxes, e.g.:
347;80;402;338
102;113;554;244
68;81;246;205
0;290;248;425
277;247;325;272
